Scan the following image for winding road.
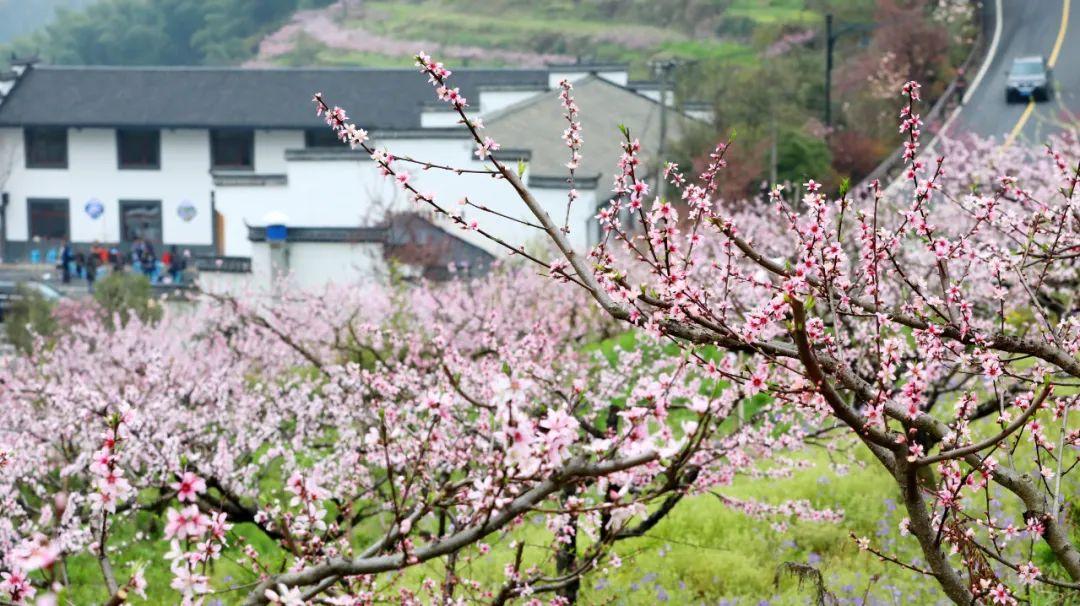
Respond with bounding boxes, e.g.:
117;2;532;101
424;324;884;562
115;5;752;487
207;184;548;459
948;0;1079;145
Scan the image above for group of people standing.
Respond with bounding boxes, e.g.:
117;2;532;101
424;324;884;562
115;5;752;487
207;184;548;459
59;239;189;292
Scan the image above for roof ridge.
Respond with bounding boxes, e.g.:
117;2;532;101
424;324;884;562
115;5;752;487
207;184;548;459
31;64;550;74
480;75;602;124
584;75;709;124
483;74;706;126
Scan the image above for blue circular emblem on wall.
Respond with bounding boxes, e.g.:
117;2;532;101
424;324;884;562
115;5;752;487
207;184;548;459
84;199;104;219
177;200;197;222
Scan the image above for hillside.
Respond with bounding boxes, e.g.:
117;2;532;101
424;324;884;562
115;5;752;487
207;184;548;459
250;0;851;75
2;0;857;72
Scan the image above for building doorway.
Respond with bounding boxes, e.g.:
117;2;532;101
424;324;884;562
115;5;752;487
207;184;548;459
213;209;225;255
119;200;163;244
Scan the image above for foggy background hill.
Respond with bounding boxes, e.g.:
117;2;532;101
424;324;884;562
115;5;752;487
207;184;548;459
0;0;93;43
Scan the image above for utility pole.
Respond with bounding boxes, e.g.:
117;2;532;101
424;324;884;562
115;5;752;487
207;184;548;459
823;14;876;130
651;58;679;202
0;193;7;264
825;14;834;129
769;116;778;186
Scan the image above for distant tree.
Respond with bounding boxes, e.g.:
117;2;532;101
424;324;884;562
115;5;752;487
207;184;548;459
671;50;835;196
837;0;952;101
828;129;888;180
775;127;834;187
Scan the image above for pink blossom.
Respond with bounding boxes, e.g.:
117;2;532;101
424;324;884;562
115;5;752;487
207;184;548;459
164;505;210;540
171;472;207;503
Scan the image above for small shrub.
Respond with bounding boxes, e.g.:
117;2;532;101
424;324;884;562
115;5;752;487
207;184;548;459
4;285;58;354
93;271;162;328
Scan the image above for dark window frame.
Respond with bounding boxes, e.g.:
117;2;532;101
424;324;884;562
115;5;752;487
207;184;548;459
304;128;343;148
210;129;255;170
27;198;70;241
119;199;164;244
117;129;161;170
24;128;68;169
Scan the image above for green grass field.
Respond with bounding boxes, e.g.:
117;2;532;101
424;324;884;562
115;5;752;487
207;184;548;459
56;445;954;605
52;422;1080;604
269;0;823;74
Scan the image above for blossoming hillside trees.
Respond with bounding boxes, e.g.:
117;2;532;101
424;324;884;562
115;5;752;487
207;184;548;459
310;53;1080;605
0;264;825;604
2;48;1078;605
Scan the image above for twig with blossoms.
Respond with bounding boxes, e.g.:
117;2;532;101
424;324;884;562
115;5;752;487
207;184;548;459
383;53;1080;604
559;78;582;234
312;90;581;286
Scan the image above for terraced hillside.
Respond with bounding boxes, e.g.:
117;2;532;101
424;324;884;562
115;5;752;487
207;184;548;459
250;0;846;75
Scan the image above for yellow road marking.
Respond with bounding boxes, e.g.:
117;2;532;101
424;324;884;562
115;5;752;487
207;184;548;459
1002;0;1070;148
1050;0;1071;66
1004;99;1036;146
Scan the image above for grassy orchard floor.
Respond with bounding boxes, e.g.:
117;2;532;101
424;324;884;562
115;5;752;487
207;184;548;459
60;448;956;605
57;424;1080;605
56;333;1076;604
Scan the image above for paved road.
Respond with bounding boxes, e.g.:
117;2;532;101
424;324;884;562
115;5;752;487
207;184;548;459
949;0;1079;145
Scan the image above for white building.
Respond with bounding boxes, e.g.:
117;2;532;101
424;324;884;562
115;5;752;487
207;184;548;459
0;59;704;287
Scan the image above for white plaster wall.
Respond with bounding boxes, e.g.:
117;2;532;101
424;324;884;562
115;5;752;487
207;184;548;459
249;241;274;292
479;89;546;114
0;127;214;246
196;269;259;297
198;241;386;296
343;136;554;257
686;108;714;124
215;136;548;258
254;130;303;174
420;111;477;128
598;70;630;87
213;158;380;257
529;186;599;250
633;89;674;105
2;125;606;263
284;241;386;290
0;127;17;184
214;132;604;259
637;88;662;102
213;184;290;258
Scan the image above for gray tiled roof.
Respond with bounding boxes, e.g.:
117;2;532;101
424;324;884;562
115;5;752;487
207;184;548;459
485;76;697;182
0;65;547;129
